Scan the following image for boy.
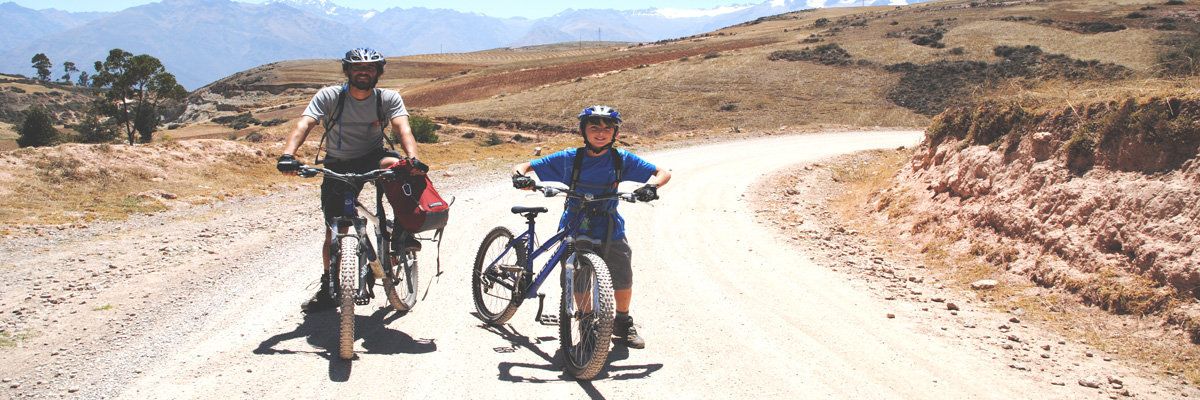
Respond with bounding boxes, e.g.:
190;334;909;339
511;105;671;349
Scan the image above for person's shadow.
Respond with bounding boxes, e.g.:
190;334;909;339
478;315;662;396
255;307;436;381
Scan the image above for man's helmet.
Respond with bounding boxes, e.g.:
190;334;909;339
577;105;622;152
342;47;386;65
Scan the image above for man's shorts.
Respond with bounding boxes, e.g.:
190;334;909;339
320;147;403;224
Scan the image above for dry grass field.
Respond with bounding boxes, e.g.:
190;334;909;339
4;0;1198;223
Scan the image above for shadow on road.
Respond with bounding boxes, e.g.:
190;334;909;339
478;318;662;392
253;306;436;381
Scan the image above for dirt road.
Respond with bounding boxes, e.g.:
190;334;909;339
2;131;1193;399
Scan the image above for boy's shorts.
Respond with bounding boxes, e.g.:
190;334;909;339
600;239;633;290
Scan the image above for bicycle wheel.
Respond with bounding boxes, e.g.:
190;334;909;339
337;236;358;360
382;249;419;312
559;251;614;380
471;227;527;324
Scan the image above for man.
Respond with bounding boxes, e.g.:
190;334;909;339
511;105;671;349
276;47;427;312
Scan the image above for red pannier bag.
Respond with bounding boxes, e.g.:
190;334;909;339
384;159;450;233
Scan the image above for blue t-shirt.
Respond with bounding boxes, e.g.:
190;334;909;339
530;148;656;241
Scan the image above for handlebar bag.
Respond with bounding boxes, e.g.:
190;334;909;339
384;160;449;233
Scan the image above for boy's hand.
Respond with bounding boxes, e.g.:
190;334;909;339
633;184;659;202
512;174;535;190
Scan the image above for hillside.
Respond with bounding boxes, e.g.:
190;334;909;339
178;0;1196;141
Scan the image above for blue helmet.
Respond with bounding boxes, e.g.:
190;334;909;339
577;105;622;123
577;105;621;152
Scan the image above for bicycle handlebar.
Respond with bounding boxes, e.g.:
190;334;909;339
531;184;639;203
296;165;396;184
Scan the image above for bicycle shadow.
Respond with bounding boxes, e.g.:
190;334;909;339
254;307;436;381
476;316;662;391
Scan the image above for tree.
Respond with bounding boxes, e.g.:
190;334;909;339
77;71;90;87
31;53;52;82
61;61;78;84
74;114;117;143
90;49;188;144
17;106;57;147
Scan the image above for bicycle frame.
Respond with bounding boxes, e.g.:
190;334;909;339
325;181;389;300
484;189;626;300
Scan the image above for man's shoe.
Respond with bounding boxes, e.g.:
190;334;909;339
301;272;335;313
300;289;335;313
613;316;646;349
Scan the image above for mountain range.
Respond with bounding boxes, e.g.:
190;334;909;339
0;0;928;90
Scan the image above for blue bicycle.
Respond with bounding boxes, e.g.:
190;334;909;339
296;165;422;360
471;183;644;380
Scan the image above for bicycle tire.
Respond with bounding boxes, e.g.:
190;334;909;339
559;251;614;380
382;250;419;312
471;226;527;324
337;236;358;360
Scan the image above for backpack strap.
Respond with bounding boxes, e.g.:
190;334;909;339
314;86;349;164
375;88;397;151
568;148;624;248
568;147;623;191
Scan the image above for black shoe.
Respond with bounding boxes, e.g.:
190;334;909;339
301;289;335;313
613;316;646;349
301;273;335;313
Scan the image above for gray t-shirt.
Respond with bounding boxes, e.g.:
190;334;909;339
302;86;409;160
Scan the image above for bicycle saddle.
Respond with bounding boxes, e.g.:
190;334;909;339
511;206;548;214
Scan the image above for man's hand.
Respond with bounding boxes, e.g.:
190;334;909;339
512;174;535;190
276;154;301;174
409;157;429;173
633;184;659;202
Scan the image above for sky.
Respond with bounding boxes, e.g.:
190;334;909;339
9;0;765;19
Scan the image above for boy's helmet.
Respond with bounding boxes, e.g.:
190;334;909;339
577;105;622;123
577;105;622;152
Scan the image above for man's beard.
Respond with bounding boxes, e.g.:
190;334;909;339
350;74;378;90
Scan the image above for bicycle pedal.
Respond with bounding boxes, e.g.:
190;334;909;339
537;314;559;326
498;264;523;272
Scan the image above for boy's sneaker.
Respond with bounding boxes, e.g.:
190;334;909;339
613;316;646;349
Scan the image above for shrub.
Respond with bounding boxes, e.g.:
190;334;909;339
409;115;440;143
482;132;504;146
1158;39;1200;76
260;118;287;127
768;43;852;66
461;132;476;139
17;106;58;148
813;18;830;28
1165;0;1186;5
1074;21;1126;34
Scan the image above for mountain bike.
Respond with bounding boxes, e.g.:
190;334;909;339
471;183;646;380
296;165;422;360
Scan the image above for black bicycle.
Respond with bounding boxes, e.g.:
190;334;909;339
472;184;648;379
296;165;421;360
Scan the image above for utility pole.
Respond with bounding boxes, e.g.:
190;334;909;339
598;27;601;42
